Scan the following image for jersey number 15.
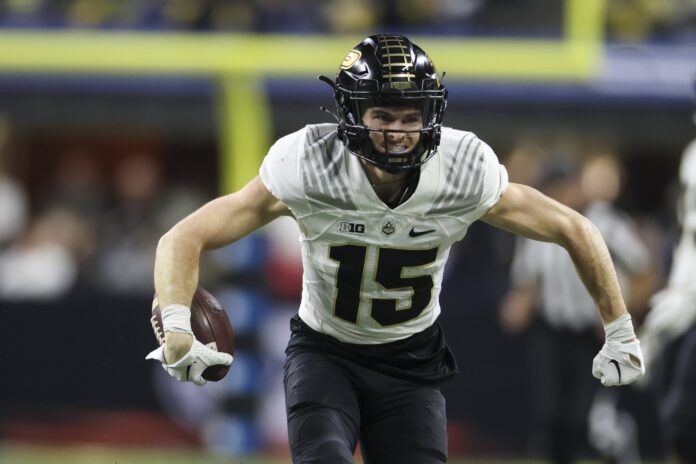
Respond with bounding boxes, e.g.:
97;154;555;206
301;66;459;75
329;245;438;326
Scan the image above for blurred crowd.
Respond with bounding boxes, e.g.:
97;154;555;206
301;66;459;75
0;113;210;300
0;107;681;307
0;110;304;454
0;0;694;42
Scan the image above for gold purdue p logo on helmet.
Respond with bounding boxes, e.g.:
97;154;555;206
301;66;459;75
340;50;362;70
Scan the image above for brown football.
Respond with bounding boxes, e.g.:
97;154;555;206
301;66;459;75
150;287;235;381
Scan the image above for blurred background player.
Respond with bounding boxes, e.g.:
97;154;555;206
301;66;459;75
500;154;655;464
640;134;696;463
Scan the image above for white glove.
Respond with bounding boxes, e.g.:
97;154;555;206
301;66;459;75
146;339;233;386
592;314;645;386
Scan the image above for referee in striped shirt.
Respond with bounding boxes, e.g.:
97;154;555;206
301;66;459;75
501;156;655;464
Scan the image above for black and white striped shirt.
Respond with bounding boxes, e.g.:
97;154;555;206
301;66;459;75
511;201;650;331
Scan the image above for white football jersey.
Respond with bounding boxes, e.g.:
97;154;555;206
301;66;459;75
260;123;508;344
668;138;696;293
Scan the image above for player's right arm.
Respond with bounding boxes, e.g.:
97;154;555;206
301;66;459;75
483;183;645;386
155;176;290;363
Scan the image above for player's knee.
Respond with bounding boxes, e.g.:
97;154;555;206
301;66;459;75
288;403;356;464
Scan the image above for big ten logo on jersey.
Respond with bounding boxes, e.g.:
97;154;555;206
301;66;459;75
338;221;365;234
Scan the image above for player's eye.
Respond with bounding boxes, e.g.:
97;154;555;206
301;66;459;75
403;114;422;124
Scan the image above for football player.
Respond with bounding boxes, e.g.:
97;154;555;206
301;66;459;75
149;35;645;463
640;136;696;463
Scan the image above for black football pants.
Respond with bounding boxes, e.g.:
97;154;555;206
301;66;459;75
284;349;448;463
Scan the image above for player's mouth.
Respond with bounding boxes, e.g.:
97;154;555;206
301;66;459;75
385;142;413;153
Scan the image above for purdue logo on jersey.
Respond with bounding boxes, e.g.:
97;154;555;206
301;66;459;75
382;217;396;235
338;221;365;234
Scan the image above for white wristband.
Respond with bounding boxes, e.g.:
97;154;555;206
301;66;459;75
604;313;635;343
161;304;193;334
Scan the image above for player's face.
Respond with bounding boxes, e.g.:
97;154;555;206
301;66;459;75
362;106;423;155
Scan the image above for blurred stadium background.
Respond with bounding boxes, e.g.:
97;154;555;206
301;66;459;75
0;0;694;462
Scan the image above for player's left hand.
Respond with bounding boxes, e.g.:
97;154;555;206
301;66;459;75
592;314;645;386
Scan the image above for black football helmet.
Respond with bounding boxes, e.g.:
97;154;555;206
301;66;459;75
320;34;447;172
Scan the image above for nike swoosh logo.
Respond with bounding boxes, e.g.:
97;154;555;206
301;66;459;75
609;359;621;384
409;227;435;237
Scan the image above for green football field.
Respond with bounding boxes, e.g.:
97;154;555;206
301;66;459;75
0;443;654;464
1;444;281;464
